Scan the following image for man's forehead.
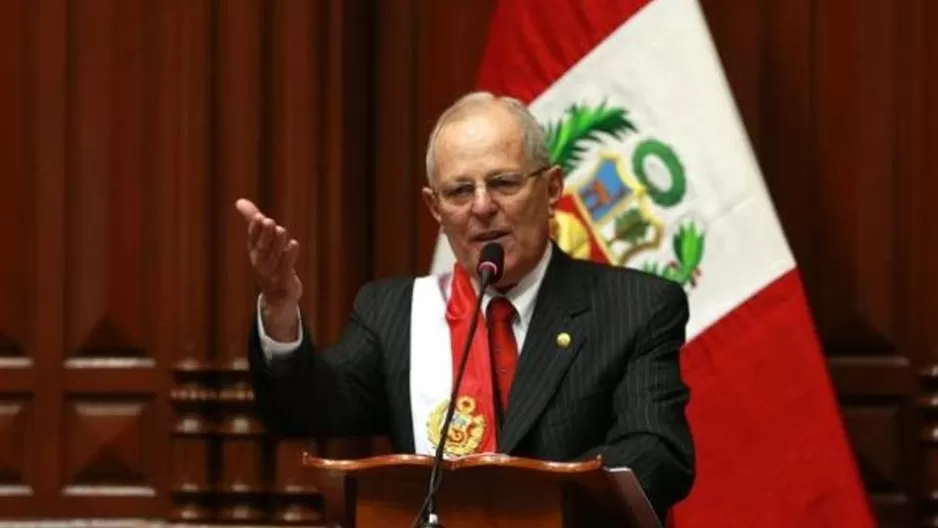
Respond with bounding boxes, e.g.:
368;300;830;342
434;145;524;183
427;101;532;184
438;109;519;145
437;116;523;159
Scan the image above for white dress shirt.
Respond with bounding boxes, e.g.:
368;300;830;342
257;244;553;360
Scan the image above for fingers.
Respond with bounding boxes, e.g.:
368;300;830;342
235;199;299;282
274;239;300;277
247;214;263;247
235;198;260;222
282;239;300;269
237;199;276;251
257;225;288;276
256;217;276;253
239;198;267;250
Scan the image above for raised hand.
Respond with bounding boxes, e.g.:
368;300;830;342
235;198;302;341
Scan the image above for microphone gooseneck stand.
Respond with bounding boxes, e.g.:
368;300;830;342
410;244;503;528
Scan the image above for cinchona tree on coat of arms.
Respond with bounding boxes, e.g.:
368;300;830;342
542;101;706;288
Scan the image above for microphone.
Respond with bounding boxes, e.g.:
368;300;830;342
412;242;504;528
476;242;504;286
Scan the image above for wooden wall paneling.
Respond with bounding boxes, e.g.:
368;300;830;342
199;0;375;524
372;0;498;280
813;0;897;347
318;0;372;344
266;0;325;524
373;0;420;279
1;0;934;523
167;0;214;522
269;0;322;345
213;0;267;523
414;0;499;270
907;1;938;526
751;0;816;274
301;0;375;522
29;0;67;516
150;0;189;520
56;0;169;517
0;0;37;517
812;1;917;526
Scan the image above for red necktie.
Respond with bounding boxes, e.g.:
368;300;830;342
486;297;518;415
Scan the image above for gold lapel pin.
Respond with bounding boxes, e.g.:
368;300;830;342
556;332;571;348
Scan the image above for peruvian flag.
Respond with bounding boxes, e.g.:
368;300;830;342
428;0;875;526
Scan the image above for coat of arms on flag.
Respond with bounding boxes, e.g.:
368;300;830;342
545;101;705;289
545;101;705;287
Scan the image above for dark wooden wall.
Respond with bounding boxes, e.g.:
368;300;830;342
0;0;934;526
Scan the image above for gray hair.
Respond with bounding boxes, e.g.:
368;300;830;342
425;91;551;184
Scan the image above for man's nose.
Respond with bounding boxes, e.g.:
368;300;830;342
469;186;498;216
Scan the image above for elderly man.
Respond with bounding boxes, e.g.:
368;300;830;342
238;92;694;520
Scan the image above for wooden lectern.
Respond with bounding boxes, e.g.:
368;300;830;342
302;452;662;528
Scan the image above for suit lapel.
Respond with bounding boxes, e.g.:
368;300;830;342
498;246;590;453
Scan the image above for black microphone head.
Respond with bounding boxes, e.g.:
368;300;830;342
476;242;504;284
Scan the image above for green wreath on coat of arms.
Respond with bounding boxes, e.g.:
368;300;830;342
541;101;705;288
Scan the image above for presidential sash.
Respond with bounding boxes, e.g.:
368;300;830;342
409;264;498;457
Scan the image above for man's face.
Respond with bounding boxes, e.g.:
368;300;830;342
422;105;564;287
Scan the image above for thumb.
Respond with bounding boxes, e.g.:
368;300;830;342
234;198;261;222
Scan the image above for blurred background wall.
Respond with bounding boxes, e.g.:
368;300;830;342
0;0;934;526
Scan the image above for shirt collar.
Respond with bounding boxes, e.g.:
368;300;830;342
441;242;553;330
481;243;552;330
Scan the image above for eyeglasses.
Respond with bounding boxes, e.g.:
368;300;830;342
432;165;550;207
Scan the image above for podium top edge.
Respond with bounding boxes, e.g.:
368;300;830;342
301;452;605;474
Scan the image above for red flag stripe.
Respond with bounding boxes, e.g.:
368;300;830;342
476;0;650;102
675;270;873;526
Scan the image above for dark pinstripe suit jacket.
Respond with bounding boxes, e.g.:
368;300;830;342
248;244;695;518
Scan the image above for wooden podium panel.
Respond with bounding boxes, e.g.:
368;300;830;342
303;453;661;528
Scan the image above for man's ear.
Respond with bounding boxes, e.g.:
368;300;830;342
422;186;442;224
545;165;565;213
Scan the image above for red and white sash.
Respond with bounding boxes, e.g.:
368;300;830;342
409;264;499;458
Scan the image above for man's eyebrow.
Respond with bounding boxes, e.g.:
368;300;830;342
449;168;523;181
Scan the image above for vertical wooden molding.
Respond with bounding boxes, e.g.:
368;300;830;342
757;0;815;274
148;0;175;513
169;384;215;522
320;0;372;343
373;0;419;279
414;1;499;269
32;0;67;506
167;0;214;521
0;0;36;513
213;0;265;522
906;0;935;526
267;0;326;521
213;0;262;371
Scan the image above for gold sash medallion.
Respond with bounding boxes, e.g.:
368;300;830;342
426;396;486;456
